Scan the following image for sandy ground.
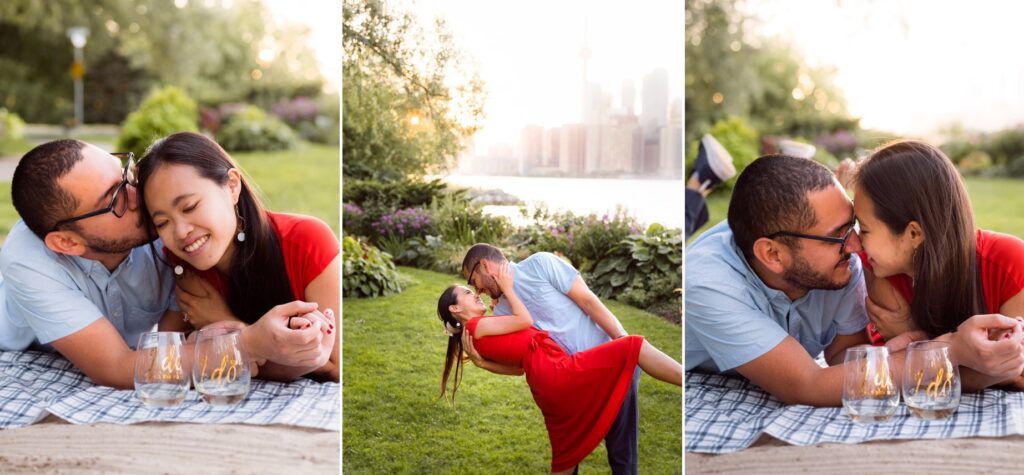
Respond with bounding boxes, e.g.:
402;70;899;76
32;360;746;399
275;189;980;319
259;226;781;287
0;415;338;474
686;433;1024;474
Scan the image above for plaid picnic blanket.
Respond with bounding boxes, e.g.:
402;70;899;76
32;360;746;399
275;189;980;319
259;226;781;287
686;371;1024;453
0;350;339;431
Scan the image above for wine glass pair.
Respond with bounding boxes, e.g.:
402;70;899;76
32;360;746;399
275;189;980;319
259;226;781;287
134;327;251;407
842;341;960;422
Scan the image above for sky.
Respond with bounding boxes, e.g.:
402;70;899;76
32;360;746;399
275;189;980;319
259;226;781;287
263;0;341;93
408;0;685;151
745;0;1024;137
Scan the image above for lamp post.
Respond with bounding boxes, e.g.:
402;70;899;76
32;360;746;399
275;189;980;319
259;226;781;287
66;26;89;128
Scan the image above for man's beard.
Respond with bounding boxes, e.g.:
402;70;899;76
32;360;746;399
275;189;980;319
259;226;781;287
782;253;852;292
78;220;155;254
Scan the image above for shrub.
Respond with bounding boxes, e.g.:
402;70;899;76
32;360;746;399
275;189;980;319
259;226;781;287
370;207;433;240
216;105;299;152
369;207;434;260
514;206;643;272
1008;156;1024;178
588;225;683;310
342;236;406;298
343;202;366;237
958;150;993;176
429;193;512;246
568;210;640;272
0;108;25;142
116;86;199;157
987;128;1024;166
814;129;858;158
0;108;30;156
271;95;339;145
342;178;448;211
941;139;979;165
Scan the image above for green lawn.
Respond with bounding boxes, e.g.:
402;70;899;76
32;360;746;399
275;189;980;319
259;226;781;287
0;144;339;244
342;267;682;474
235;144;340;235
689;177;1024;243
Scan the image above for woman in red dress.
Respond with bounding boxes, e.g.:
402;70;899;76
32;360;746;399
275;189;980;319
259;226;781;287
436;262;681;474
853;140;1024;385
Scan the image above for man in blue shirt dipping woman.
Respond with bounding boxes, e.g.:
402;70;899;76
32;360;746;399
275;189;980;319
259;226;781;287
460;244;643;475
686;154;1024;406
0;139;335;388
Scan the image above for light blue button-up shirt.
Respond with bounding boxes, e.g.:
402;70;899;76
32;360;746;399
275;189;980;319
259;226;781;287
492;252;608;355
0;220;177;350
685;220;868;373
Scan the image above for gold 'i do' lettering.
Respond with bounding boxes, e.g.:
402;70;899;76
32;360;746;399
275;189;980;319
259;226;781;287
144;345;182;382
859;357;894;397
925;366;954;399
160;345;183;379
207;353;239;387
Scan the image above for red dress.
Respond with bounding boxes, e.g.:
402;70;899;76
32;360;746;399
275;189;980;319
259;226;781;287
860;229;1024;344
466;316;644;472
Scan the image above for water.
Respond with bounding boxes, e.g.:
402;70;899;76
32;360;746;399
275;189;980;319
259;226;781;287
136;383;188;407
843;398;899;423
196;381;250;406
441;175;684;228
906;398;960;420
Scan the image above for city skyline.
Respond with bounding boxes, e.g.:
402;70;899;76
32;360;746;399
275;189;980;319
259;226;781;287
459;66;682;178
410;0;684;161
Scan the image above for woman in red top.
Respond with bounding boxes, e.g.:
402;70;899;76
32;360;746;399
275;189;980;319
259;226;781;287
436;262;681;474
137;132;339;382
853;140;1024;374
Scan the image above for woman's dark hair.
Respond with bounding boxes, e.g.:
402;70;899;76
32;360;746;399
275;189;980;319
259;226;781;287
855;139;986;336
136;132;294;324
436;284;465;405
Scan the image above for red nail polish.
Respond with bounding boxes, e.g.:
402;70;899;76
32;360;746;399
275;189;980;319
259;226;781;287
306;324;311;329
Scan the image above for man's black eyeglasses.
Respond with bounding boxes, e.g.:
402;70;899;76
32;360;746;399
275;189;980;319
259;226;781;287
767;222;858;255
466;261;481;286
51;152;136;233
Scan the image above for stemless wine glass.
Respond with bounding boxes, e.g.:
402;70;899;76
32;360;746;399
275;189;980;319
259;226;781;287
903;340;960;420
192;327;251;405
134;331;189;407
842;345;899;422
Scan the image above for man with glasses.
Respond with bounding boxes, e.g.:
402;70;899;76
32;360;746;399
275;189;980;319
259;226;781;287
0;139;334;388
459;244;639;474
685;154;1024;406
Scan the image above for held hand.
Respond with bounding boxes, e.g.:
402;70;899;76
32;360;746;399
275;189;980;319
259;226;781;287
176;271;236;327
493;261;514;293
946;314;1024;380
245;301;334;368
865;291;913;341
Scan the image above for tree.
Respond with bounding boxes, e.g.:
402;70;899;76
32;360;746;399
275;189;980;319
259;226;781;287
0;0;324;124
685;0;855;145
342;0;485;180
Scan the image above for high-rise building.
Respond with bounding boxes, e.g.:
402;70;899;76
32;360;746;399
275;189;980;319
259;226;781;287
621;79;635;116
659;98;683;177
641;68;669;141
559;124;586;176
542;127;560;168
518;125;544;175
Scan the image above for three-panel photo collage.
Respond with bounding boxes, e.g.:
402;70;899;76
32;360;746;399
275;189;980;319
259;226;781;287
3;0;1024;473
